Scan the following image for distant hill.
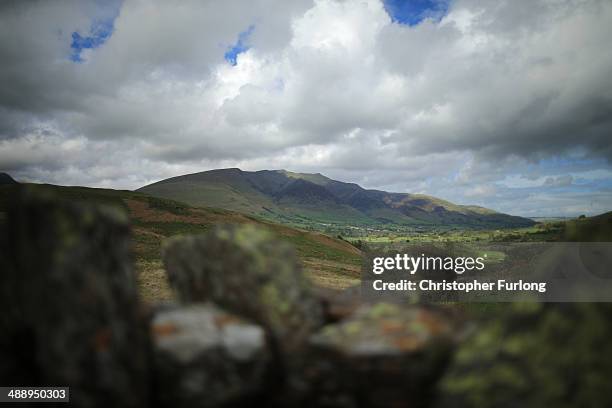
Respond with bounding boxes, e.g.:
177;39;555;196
0;173;17;185
563;211;612;241
138;168;535;229
0;183;362;298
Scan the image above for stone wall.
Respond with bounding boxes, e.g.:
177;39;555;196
3;189;611;407
0;189;457;407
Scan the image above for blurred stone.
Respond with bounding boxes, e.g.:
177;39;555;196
302;303;457;408
0;187;150;407
313;286;362;323
436;303;612;408
152;303;270;407
162;224;323;352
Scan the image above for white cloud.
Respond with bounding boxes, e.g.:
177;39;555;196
1;0;612;216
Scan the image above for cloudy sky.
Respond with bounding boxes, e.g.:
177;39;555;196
1;0;612;217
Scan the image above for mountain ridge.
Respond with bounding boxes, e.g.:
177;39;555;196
138;168;535;229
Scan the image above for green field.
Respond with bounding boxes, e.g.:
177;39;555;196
349;223;565;244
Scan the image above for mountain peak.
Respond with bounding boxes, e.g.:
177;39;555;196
138;168;535;228
275;169;331;186
215;167;242;173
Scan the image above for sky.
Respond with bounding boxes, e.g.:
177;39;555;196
1;0;612;217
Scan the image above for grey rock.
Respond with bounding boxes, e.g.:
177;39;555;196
0;187;150;408
301;303;457;408
151;303;270;407
313;285;363;323
162;225;324;353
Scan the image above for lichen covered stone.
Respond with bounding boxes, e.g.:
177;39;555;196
162;225;323;352
436;303;612;408
302;303;457;407
152;303;270;407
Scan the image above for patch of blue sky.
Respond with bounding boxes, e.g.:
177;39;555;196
70;0;122;63
383;0;451;26
224;25;255;66
536;155;602;169
574;170;612;187
518;156;611;183
272;78;285;92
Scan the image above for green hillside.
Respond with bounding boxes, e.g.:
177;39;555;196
0;183;362;301
139;168;535;230
563;211;612;241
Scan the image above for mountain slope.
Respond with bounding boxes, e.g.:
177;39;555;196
0;172;17;185
0;182;362;300
563;211;612;241
139;168;535;229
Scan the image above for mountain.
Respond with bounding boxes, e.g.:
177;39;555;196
0;173;17;185
138;168;535;229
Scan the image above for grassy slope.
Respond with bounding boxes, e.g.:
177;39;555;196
0;184;362;302
137;180;276;214
563;211;612;241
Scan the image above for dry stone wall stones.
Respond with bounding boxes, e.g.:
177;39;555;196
152;303;270;407
304;303;457;408
162;225;324;353
0;188;150;408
